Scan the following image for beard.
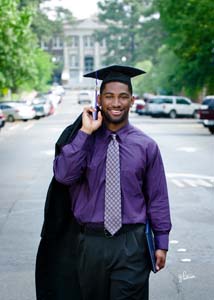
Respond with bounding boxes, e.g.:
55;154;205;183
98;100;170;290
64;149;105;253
101;109;129;124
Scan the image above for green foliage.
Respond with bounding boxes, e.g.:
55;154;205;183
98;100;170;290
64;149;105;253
32;48;55;91
155;0;214;95
0;0;38;92
132;60;154;96
97;0;214;98
97;0;147;65
0;0;57;95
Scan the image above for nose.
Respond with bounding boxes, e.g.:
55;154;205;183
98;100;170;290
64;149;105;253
112;97;121;107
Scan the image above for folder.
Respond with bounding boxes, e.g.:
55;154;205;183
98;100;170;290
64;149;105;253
145;220;157;273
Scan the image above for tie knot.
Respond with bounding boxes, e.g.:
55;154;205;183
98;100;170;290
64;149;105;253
111;134;117;141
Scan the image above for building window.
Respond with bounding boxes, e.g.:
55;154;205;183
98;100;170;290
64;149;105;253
52;36;63;49
69;55;79;67
99;39;106;48
84;56;94;72
40;39;49;50
83;35;94;48
68;35;79;48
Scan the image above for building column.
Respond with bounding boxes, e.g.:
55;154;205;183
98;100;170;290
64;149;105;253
79;35;84;84
61;40;70;84
94;41;100;69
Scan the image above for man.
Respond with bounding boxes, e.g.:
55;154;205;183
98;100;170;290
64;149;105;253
53;65;172;300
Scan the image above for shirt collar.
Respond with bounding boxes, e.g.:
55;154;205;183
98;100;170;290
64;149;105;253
97;122;132;142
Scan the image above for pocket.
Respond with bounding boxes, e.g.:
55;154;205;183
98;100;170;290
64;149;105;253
133;226;147;252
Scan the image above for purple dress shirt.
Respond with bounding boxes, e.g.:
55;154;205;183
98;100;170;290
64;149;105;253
54;122;172;250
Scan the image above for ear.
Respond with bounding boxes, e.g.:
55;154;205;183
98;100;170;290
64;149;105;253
130;96;135;107
98;95;102;107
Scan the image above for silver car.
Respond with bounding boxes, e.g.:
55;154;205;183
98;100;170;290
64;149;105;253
0;102;36;122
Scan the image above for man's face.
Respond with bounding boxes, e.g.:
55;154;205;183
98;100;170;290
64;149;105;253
98;81;134;125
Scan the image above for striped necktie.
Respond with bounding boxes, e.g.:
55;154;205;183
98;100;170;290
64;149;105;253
104;134;122;235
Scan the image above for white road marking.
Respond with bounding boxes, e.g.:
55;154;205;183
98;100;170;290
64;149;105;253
180;258;192;263
167;173;214;188
176;147;197;153
9;124;20;131
182;179;198;187
23;123;34;130
171;179;185;188
177;248;187;252
167;173;214;180
196;179;213;188
170;240;179;244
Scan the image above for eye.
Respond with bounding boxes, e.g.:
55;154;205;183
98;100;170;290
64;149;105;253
120;95;129;99
105;94;113;99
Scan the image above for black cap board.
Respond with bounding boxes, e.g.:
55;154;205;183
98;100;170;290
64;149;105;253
83;65;145;85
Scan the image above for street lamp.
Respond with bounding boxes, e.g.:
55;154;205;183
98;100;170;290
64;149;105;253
121;56;127;63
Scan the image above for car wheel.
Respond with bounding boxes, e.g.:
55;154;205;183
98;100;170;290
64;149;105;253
208;127;214;134
7;115;15;122
169;110;176;119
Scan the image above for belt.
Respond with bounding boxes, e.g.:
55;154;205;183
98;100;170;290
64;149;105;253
79;223;145;238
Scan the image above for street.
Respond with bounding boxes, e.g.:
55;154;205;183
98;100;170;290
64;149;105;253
0;90;214;300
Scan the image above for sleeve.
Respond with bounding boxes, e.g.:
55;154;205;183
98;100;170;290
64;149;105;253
53;130;91;186
144;142;172;250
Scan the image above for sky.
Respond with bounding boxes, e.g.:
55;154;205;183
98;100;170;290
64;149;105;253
43;0;100;19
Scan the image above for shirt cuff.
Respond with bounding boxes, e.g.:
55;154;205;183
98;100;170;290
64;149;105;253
154;233;169;251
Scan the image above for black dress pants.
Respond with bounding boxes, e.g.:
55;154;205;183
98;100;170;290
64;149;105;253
77;224;151;300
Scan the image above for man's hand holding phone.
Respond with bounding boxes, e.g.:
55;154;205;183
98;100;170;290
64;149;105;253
80;107;102;135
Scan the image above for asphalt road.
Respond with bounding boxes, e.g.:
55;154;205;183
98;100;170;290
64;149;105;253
0;90;214;300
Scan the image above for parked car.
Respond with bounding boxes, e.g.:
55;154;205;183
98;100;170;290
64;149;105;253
47;92;62;108
131;99;146;115
146;96;200;118
78;90;92;104
51;84;65;96
0;109;6;129
30;97;53;118
199;96;214;134
0;102;36;122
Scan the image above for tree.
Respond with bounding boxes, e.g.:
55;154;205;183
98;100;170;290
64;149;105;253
97;0;147;65
0;0;38;92
0;0;55;94
154;0;214;95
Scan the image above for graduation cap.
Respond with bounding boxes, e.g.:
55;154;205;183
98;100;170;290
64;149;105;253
83;65;146;86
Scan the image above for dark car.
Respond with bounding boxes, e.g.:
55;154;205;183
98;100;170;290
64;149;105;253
199;96;214;134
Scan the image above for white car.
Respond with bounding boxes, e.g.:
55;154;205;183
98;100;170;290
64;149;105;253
51;84;65;96
146;96;200;118
78;90;92;104
0;102;36;122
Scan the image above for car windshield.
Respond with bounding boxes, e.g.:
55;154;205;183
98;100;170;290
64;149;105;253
150;98;172;104
203;98;214;104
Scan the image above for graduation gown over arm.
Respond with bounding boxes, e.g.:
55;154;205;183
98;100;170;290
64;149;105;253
35;114;83;300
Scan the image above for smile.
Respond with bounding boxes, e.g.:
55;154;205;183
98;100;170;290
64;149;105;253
109;110;123;116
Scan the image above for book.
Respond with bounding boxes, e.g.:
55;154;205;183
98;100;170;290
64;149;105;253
145;220;157;273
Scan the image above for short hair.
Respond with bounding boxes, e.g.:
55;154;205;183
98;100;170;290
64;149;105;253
100;81;133;95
